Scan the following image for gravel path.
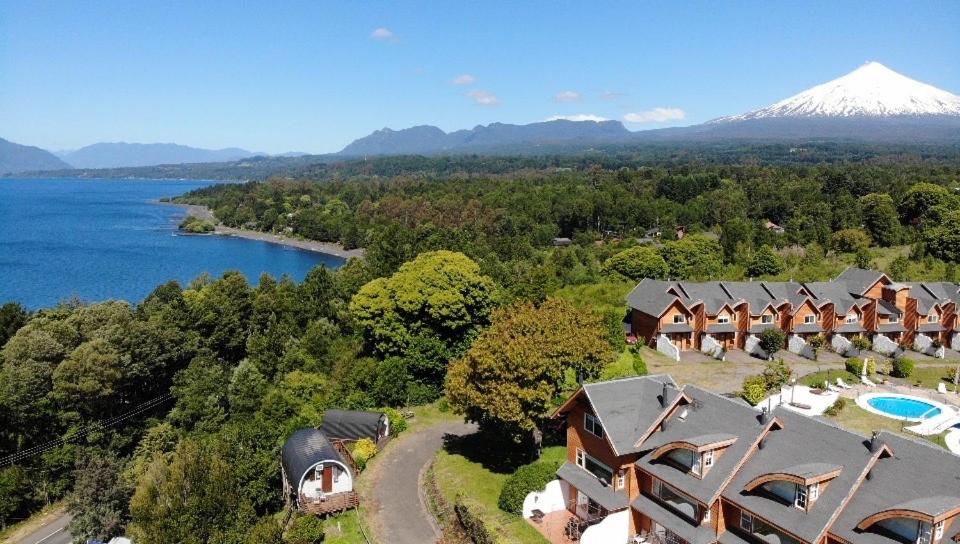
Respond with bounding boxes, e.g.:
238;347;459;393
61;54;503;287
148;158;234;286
362;420;475;544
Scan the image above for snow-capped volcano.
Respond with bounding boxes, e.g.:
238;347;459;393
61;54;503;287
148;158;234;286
716;62;960;122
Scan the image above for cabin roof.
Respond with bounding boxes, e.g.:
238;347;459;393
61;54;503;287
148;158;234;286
281;428;347;486
319;409;385;442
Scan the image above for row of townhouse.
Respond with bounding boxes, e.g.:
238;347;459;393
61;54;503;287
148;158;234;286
525;375;960;544
625;267;960;361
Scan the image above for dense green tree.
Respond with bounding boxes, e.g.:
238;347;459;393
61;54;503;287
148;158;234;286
831;228;872;253
859;193;900;247
446;298;611;437
720;218;755;262
67;452;132;542
922;208;960;262
658;235;724;280
899;182;957;225
169;355;229;433
601;246;669;281
52;339;123;416
747;245;785;277
0;303;29;348
0;466;29;530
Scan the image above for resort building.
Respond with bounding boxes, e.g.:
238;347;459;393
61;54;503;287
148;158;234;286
625;268;960;361
524;375;960;544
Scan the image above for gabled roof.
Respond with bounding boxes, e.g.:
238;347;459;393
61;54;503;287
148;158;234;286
556;462;629;511
836;267;890;296
906;282;949;314
675;281;743;315
281;429;348;486
805;281;867;314
830;432;960;544
626;279;689;317
637;385;774;506
555;375;680;457
719;282;788;316
876;298;901;316
723;408;879;544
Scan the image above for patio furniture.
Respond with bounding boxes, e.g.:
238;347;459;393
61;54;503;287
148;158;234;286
861;376;877;387
938;383;948;394
530;509;545;524
837;378;853;389
790;402;812;410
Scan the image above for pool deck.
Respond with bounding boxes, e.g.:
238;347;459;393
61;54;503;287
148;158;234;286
757;385;839;416
854;391;952;422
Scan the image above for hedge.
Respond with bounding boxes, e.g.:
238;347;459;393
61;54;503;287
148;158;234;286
891;357;916;378
498;461;559;515
454;497;496;544
844;357;876;376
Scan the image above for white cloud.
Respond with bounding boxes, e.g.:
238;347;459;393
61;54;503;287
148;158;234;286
452;74;476;85
370;27;395;41
554;90;582;103
545;114;609;122
467;90;500;106
623;107;686;123
600;91;626;101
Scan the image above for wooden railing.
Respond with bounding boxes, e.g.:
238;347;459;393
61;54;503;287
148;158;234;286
299;491;359;515
332;440;359;474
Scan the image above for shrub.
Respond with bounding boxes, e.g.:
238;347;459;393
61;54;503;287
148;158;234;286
631;351;648;376
824;397;847;417
455;497;496;544
747;245;785;277
498;462;559;515
851;336;872;352
891;357;916;378
831;228;872;253
758;328;786;356
605;309;627;352
285;515;326;544
741;375;769;406
601;246;669;281
351;438;378;471
762;359;792;389
381;407;408;435
845;357;876;376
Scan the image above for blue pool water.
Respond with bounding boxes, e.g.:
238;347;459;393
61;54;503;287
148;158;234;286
867;396;942;419
0;178;343;308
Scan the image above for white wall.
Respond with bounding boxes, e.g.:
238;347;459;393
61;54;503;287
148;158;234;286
745;335;769;359
788;335;815;359
522;479;569;518
700;335;726;360
914;334;945;359
831;334;853;356
873;334;903;357
657;334;680;362
581;509;630;544
300;462;353;498
953;332;959;350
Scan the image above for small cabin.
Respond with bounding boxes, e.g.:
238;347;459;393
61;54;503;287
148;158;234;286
281;429;359;515
319;409;390;446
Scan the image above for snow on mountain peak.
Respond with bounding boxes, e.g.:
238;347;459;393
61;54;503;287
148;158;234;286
716;62;960;121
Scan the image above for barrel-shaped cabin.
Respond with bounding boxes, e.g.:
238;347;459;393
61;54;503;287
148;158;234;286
281;428;359;514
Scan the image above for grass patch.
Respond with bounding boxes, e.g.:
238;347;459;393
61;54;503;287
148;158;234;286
553;280;633;314
888;366;960;391
432;441;564;544
799;369;859;388
323;510;368;544
825;405;948;450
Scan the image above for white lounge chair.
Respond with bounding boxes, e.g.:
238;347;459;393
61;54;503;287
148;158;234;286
828;384;844;393
836;378;853;389
937;383;948;394
861;376;877;387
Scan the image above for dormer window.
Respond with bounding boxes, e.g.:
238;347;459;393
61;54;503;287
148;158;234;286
584;413;604;439
846;313;858;324
702;506;711;524
809;482;819;501
717;313;730;324
673;314;686;324
804;315;816;324
890;315;900;323
703;450;714;469
795;484;808;509
761;314;774;324
933;520;944;541
928;314;939;323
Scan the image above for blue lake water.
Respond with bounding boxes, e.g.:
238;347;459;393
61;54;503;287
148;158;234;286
0;178;343;308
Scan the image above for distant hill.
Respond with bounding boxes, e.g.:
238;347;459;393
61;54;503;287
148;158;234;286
59;142;262;168
0;137;72;174
339;120;632;156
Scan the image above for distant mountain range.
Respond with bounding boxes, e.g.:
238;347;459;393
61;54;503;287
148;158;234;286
3;62;960;174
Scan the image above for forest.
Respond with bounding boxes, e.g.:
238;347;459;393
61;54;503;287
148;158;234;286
2;151;960;543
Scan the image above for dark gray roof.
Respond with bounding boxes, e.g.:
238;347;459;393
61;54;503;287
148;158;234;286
626;279;687;317
675;281;740;315
722;281;787;316
773;462;842;481
723;408;876;544
281;429;347;486
637;386;769;505
834;322;866;334
750;323;776;334
805;281;864;314
556;462;629;511
705;323;738;334
319;409;385;442
661;323;694;334
830;432;960;543
793;323;823;334
836;267;888;296
875;299;901;316
876;323;906;333
581;375;678;456
762;281;811;310
717;531;751;544
905;282;948;315
632;494;717;544
918;322;945;333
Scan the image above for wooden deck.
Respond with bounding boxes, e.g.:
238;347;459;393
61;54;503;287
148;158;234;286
299;491;359;515
527;510;580;543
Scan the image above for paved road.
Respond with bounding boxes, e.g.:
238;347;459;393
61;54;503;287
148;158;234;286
364;421;475;544
7;513;71;544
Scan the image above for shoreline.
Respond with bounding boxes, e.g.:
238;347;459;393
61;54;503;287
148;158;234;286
157;201;365;260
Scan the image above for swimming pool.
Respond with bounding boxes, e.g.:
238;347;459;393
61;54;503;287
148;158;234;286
866;396;942;420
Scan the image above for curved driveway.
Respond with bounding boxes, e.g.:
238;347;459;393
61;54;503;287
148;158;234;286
362;420;475;544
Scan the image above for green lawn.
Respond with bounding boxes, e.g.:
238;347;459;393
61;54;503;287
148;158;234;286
825;405;948;449
323;510;369;544
889;366;960;391
799;369;859;388
433;444;566;544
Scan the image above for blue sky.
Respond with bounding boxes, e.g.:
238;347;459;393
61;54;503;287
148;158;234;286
1;1;958;154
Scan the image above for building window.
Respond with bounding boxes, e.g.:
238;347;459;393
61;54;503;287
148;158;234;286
576;449;613;485
615;470;626;490
718;314;730;324
928;314;939;323
703;450;714;470
761;314;774;324
576;448;585;468
794;484;807;509
890;315;900;323
934;520;944;541
584;413;604;439
846;313;858;323
740;512;753;532
691;454;702;476
918;522;933;544
809;482;819;501
804;315;816;324
673;314;686;324
702;506;711;524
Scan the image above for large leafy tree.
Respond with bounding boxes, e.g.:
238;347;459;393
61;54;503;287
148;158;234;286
859;193;901;247
659;235;724;280
601;246;669;281
747;245;785;277
922;208;960;263
899;182;958;225
446;298;611;437
67;452;132;541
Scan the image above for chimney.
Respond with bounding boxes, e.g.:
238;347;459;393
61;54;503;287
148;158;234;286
759;407;770;426
869;431;883;453
661;382;674;408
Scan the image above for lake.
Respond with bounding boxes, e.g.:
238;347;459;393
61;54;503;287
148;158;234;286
0;178;343;308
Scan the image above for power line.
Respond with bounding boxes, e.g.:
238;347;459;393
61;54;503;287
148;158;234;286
0;393;174;467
